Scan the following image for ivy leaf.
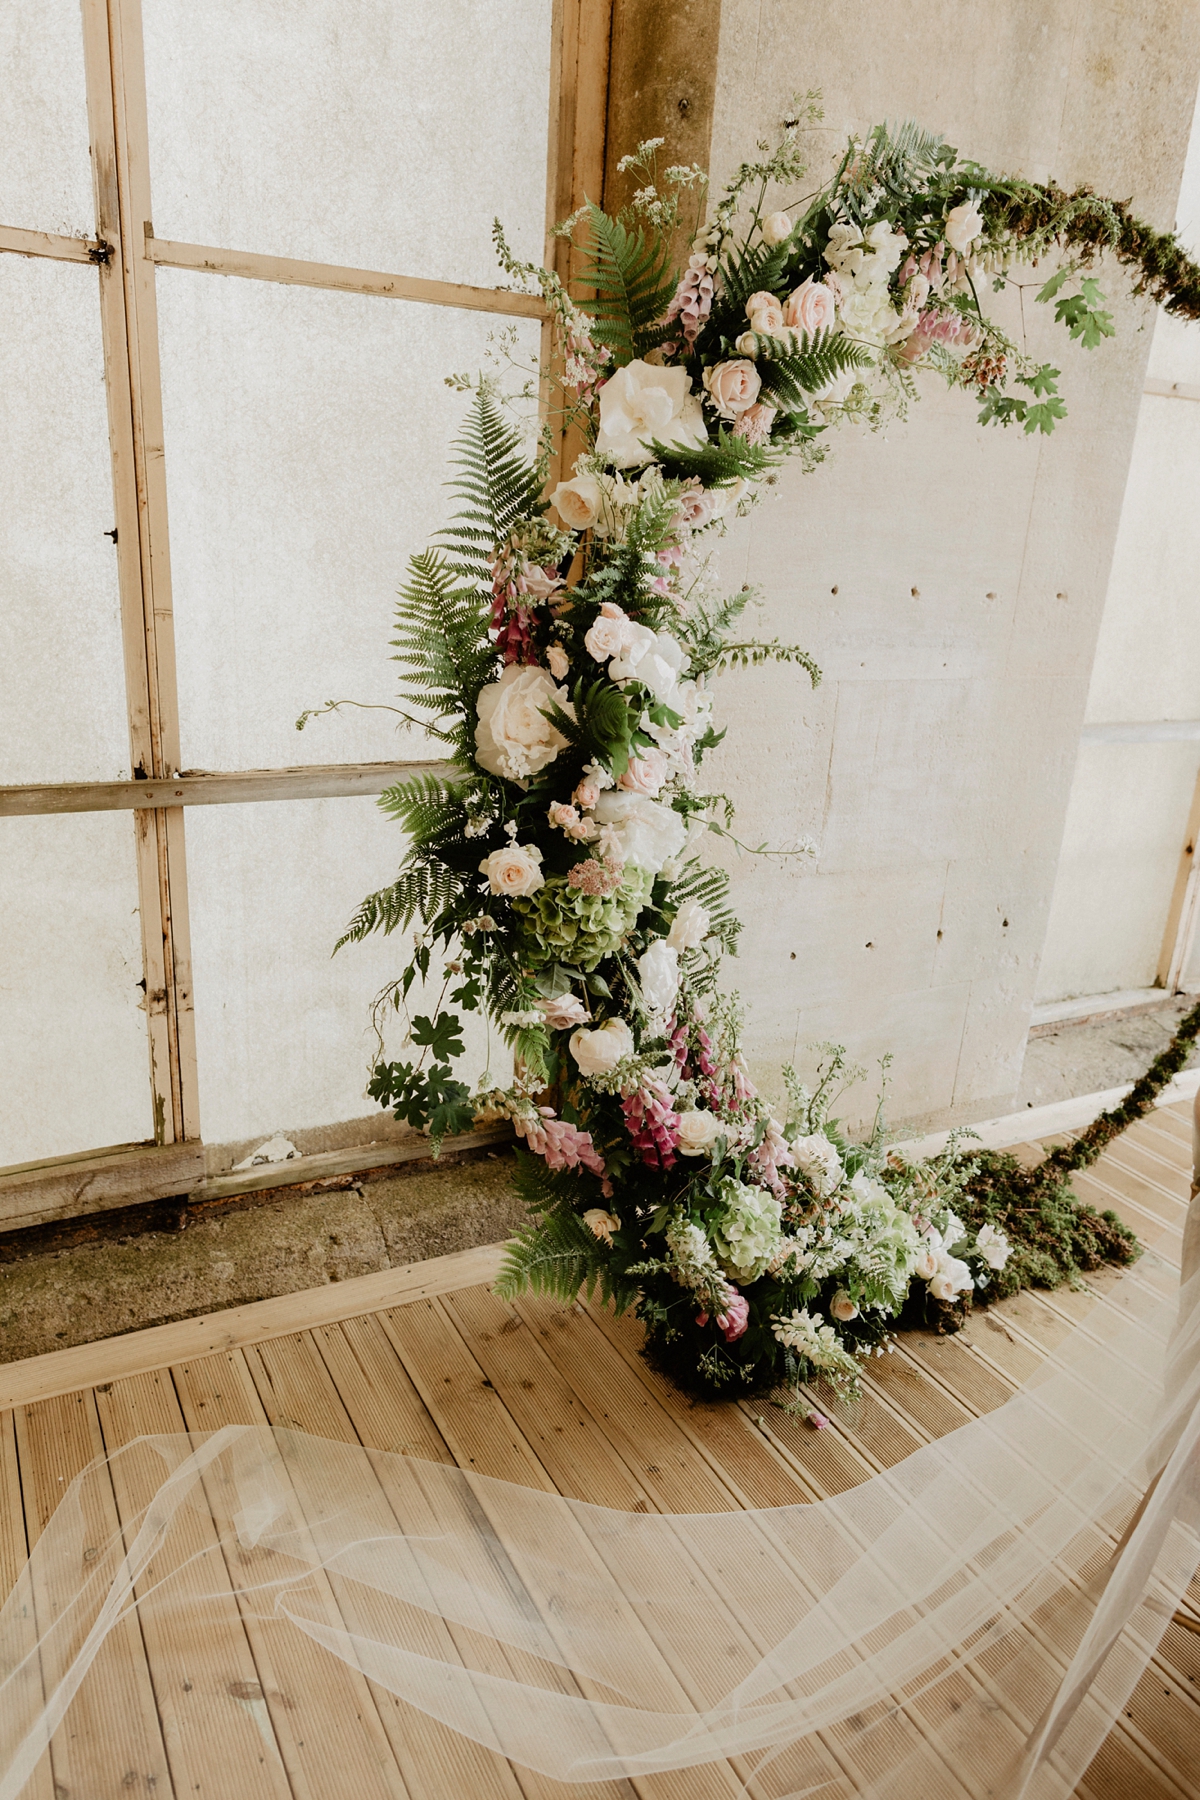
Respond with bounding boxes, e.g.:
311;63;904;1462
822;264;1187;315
410;1012;466;1061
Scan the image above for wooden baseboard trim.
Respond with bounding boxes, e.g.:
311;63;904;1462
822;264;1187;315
0;1240;507;1411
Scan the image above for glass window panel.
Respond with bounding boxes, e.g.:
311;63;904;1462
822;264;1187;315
0;813;154;1167
157;269;542;771
0;256;131;783
2;0;95;236
142;0;552;289
185;797;501;1147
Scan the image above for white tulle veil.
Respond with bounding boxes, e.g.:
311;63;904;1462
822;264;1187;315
2;1231;1198;1800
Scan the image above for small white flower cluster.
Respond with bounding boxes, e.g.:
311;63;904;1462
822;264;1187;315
770;1308;861;1381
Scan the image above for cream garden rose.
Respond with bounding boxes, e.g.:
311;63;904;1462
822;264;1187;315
478;840;544;897
569;1015;635;1077
550;471;604;531
474;663;571;781
761;210;793;247
583;1207;620;1244
592;790;687;873
594;361;707;468
675;1109;722;1156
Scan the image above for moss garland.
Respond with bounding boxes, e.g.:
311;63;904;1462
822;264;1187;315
907;997;1200;1329
991;180;1200;319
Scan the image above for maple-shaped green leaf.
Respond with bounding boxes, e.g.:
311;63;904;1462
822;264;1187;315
410;1012;466;1061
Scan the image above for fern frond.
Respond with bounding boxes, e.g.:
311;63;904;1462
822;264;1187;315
670;858;741;956
649;428;779;487
437;385;544;586
391;547;496;734
575;203;679;364
335;858;462;949
494;1210;605;1303
750;330;871;410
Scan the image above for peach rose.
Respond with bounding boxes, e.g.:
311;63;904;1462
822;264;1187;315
478;841;544;898
703;359;762;420
744;290;784;334
761;211;793;247
782;277;837;336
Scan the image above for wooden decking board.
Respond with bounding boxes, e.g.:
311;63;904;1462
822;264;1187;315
1;1135;1198;1797
92;1368;295;1799
15;1390;173;1799
168;1351;415;1800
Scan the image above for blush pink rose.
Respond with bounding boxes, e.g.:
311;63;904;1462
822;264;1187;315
782;277;837;336
619;749;668;796
744;289;784;333
703;359;762;420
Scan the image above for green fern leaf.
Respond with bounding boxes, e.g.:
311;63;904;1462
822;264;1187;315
575;203;679;364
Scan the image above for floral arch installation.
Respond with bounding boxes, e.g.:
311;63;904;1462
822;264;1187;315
5;108;1200;1800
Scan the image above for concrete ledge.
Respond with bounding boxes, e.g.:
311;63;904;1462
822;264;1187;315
898;1069;1200;1163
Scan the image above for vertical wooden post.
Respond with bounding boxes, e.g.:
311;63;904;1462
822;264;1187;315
543;0;614;492
79;0;200;1144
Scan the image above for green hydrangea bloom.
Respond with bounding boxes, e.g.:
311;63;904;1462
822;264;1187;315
711;1177;784;1283
511;867;652;971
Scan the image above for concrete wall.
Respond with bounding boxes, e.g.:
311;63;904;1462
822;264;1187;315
680;0;1200;1130
1037;89;1200;1003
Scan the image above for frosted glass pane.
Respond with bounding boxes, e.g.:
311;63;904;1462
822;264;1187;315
158;269;541;770
143;0;552;288
0;256;131;783
2;0;94;236
186;798;498;1146
0;813;154;1167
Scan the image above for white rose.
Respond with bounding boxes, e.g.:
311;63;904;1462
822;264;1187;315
478;841;544;897
675;1109;722;1156
637;939;679;1015
583;1208;620;1244
790;1133;844;1197
944;201;984;256
592;790;687;873
761;210;793;247
570;1016;635;1077
546;644;570;681
975;1223;1010;1271
830;1290;859;1323
609;627;685;701
595;360;708;469
666;899;710;952
474;663;572;781
551;473;602;531
928;1251;973;1301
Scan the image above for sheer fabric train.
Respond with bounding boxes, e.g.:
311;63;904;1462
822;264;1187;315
1;1245;1197;1799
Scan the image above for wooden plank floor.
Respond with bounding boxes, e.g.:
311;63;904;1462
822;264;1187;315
1;1105;1198;1799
